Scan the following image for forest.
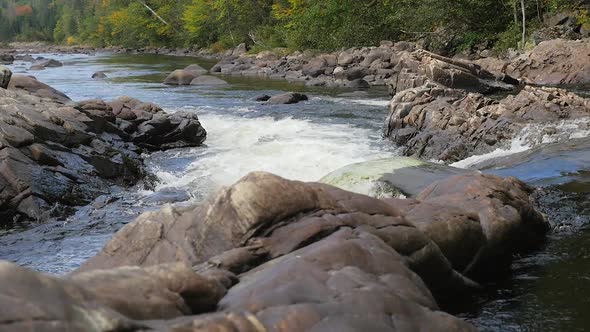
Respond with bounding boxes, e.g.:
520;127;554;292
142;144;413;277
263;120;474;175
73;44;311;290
0;0;587;53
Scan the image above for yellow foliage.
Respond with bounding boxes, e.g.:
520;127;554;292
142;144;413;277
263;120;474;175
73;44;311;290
66;36;77;45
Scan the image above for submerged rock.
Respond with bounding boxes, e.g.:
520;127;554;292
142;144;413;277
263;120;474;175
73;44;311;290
320;157;470;198
190;75;228;86
68;171;547;330
384;84;590;163
32;58;63;68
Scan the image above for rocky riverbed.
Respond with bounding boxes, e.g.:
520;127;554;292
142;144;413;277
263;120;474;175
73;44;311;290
0;38;589;331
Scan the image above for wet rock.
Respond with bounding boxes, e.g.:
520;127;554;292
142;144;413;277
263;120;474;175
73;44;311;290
33;58;63;68
8;74;71;103
0;54;14;65
29;64;45;71
92;71;108;79
190;75;228;86
384;84;590;163
253;94;271;102
266;92;308;105
0;79;206;224
15;54;35;62
0;66;11;89
163;69;200;85
320;157;470;198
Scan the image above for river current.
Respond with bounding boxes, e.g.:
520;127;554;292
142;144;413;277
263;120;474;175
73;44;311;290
0;52;588;331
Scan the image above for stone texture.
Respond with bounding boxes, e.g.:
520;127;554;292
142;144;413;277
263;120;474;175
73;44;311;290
384;83;590;162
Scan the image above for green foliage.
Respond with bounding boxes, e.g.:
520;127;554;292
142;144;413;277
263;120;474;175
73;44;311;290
0;0;586;52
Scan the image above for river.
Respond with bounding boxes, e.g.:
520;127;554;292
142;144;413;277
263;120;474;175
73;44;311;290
0;52;588;331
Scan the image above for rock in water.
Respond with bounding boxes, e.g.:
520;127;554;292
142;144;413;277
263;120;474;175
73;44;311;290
0;54;14;65
384;84;590;163
0;66;11;89
266;92;308;105
72;171;548;330
163;69;199;85
33;58;63;68
320;157;470;198
184;64;208;76
0;79;207;224
92;71;107;79
190;75;228;86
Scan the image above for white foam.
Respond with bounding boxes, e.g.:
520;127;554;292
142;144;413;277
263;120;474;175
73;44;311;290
347;99;391;107
452;118;590;169
150;113;395;194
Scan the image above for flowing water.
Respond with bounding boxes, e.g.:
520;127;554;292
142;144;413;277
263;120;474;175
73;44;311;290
1;52;589;331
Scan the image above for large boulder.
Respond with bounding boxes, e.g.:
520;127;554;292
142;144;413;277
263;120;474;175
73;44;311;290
163;69;199;85
81;97;208;151
0;260;226;331
384;83;590;162
0;79;207;224
79;171;547;295
507;38;590;85
7;74;71;103
0;66;11;89
388;49;517;95
72;171;547;330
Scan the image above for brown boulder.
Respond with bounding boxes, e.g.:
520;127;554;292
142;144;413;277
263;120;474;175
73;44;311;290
507;38;590;85
164;69;200;85
8;74;71;103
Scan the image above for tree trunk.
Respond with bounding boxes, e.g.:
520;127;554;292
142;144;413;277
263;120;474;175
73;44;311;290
521;0;526;49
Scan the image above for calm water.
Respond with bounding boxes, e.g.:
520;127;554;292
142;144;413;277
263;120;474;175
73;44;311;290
1;52;589;332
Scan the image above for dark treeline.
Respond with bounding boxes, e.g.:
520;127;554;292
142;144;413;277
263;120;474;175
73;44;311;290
0;0;587;53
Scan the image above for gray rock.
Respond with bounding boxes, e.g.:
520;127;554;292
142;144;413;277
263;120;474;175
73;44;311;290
92;71;107;79
253;94;271;102
266;92;308;105
8;74;71;103
190;75;228;86
0;54;14;65
163;69;199;85
33;58;63;68
184;64;208;76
